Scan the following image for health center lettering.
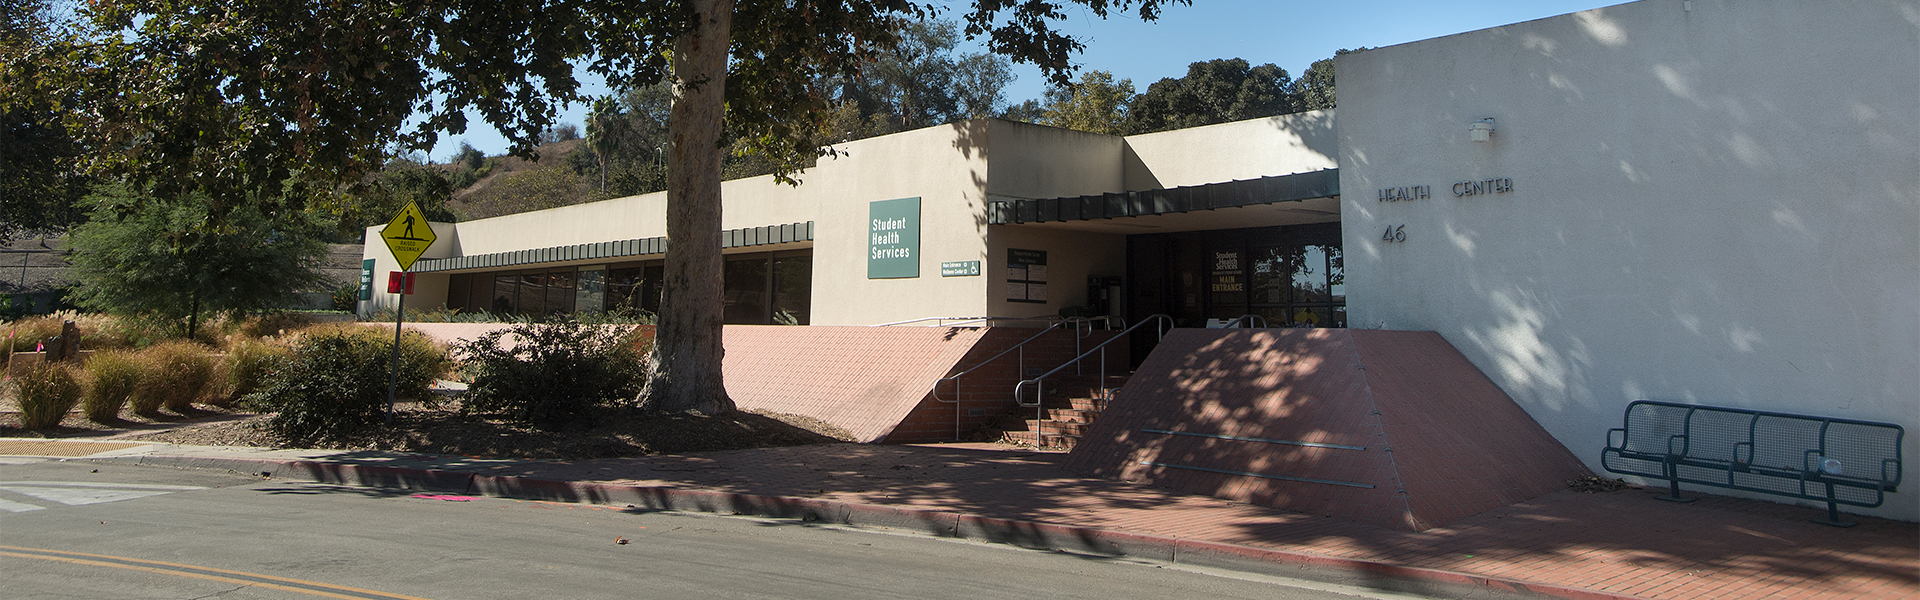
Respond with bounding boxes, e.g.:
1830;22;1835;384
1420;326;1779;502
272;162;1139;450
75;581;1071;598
1452;178;1513;197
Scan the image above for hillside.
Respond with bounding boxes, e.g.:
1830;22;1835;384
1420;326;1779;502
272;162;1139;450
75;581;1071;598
434;139;601;221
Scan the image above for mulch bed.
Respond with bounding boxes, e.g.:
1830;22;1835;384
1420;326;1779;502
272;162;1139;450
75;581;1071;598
0;402;858;460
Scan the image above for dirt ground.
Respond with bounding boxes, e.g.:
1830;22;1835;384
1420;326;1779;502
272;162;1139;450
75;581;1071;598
0;400;859;460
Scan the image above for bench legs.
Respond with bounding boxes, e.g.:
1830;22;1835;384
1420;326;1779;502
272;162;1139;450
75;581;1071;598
1656;461;1696;503
1810;483;1857;528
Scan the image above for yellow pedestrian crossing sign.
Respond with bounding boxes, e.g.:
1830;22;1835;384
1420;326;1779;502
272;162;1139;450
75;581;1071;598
381;201;437;271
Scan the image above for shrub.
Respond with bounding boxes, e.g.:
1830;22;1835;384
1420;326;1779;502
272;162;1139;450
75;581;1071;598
331;285;361;312
247;325;449;442
218;338;293;407
14;363;82;429
136;341;218;412
457;320;648;424
287;323;451;398
81;350;142;422
229;312;324;341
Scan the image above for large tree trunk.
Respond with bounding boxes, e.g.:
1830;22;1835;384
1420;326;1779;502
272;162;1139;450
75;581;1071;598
640;0;735;415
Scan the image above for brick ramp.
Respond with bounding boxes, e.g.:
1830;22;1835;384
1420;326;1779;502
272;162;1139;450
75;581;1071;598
370;323;990;443
1067;328;1589;532
723;326;989;443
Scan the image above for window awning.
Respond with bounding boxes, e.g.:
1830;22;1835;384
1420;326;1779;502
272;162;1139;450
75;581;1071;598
412;221;813;273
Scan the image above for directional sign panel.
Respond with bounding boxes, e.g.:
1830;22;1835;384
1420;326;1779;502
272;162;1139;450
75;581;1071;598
380;201;437;272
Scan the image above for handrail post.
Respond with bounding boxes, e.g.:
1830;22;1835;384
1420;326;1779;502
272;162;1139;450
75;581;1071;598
1099;346;1108;403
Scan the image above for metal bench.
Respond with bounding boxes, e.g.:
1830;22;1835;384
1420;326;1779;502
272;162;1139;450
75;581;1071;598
1601;400;1904;527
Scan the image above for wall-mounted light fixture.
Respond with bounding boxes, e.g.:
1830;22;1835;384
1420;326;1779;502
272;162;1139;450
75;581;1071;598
1469;118;1496;143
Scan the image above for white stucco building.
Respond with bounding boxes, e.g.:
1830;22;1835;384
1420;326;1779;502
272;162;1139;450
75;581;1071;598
365;0;1917;520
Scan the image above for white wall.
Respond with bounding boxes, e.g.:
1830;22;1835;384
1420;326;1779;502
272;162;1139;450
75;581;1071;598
984;121;1124;199
361;221;459;314
1122;110;1339;191
1338;0;1919;519
805;122;996;325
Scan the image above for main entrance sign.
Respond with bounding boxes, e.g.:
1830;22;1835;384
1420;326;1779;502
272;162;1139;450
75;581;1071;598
868;197;921;279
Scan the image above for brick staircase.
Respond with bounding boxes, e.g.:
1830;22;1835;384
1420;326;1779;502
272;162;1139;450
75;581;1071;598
997;374;1127;449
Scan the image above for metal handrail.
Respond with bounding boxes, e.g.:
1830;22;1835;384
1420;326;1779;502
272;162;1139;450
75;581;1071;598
870;315;1061;327
1013;314;1175;429
921;314;1131;440
1062;315;1125;375
1219;314;1268;329
928;319;1077;439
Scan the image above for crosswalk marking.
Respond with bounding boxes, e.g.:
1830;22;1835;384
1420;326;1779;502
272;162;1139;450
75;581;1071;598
0;481;207;513
0;497;43;512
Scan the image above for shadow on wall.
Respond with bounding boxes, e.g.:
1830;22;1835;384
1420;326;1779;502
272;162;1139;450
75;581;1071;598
1342;0;1917;518
949;119;992;238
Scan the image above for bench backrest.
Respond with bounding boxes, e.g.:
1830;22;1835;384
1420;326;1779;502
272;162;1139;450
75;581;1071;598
1618;401;1904;485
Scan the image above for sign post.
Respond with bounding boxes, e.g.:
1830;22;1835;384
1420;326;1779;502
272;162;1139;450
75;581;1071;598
379;202;436;424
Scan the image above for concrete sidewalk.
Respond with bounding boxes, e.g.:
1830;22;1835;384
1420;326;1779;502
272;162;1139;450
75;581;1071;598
5;439;1914;600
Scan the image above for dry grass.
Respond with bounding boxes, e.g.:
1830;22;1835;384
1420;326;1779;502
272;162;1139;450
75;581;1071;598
13;363;82;430
81;350;142;423
215;337;293;407
133;341;218;414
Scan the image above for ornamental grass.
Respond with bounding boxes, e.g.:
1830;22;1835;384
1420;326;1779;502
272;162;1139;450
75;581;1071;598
81;350;142;423
135;340;218;413
14;363;82;429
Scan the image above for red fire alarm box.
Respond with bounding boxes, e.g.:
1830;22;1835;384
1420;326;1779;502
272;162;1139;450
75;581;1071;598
387;272;415;295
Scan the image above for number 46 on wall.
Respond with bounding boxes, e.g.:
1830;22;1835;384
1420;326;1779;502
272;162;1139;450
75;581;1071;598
1381;225;1406;243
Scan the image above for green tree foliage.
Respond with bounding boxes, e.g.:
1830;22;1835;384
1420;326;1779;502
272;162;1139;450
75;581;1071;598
566;18;1020;201
6;0;1188;415
833;18;1014;133
1000;99;1044;123
541;123;581;144
572;82;676;197
0;0;87;240
321;156;458;242
1296;55;1337;111
245;325;448;443
67;184;329;339
457;320;648;424
1127;58;1299;134
1038;71;1135;135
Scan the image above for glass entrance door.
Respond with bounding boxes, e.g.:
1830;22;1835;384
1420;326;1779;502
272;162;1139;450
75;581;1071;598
1127;222;1344;330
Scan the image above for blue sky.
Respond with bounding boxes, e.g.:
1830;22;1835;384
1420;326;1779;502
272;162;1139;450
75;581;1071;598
429;0;1626;161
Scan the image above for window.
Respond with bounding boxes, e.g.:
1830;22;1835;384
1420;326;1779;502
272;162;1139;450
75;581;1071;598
773;252;812;325
723;255;770;324
447;249;810;323
576;267;606;314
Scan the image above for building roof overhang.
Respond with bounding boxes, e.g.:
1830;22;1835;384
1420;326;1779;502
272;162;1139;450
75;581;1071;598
988;169;1339;234
412;221;813;274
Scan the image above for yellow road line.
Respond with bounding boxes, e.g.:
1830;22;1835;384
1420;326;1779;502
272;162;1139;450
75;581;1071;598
0;545;437;600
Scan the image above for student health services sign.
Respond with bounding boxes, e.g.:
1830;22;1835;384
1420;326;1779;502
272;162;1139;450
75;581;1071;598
868;197;920;279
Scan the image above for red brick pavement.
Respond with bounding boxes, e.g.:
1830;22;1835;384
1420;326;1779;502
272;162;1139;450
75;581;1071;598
458;443;1917;600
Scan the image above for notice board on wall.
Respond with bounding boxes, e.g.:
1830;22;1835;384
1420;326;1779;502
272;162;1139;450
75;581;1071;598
1006;248;1047;303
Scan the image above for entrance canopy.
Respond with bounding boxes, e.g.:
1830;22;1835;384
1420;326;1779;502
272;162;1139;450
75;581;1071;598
988;169;1339;233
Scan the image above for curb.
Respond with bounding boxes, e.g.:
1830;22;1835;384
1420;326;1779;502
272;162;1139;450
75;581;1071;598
83;453;1644;600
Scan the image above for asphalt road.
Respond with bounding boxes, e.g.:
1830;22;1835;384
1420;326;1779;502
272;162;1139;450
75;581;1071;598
0;459;1432;599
